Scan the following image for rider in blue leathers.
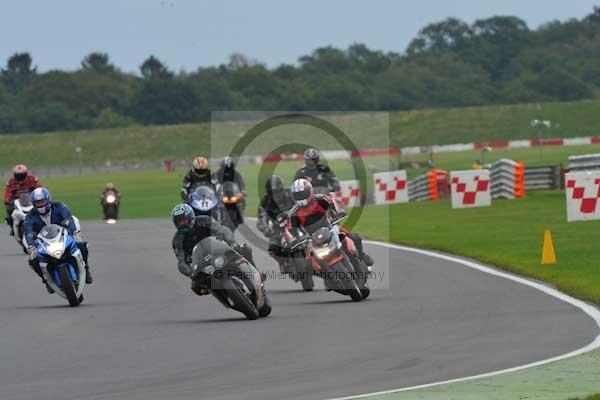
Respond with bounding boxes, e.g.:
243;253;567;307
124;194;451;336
24;188;93;293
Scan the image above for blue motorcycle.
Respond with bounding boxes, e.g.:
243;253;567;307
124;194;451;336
36;224;87;307
188;185;222;222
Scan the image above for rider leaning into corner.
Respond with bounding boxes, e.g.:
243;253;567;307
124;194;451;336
256;176;295;270
171;204;256;296
294;148;341;194
24;188;93;293
180;156;216;201
287;178;374;267
4;164;42;236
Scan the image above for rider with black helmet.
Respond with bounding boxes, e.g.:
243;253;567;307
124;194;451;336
293;148;341;194
256;176;295;269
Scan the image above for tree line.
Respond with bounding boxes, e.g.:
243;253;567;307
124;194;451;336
2;7;600;134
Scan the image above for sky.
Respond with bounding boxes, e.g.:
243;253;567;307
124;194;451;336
1;0;599;74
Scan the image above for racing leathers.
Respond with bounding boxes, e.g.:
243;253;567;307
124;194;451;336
4;174;41;234
288;194;373;267
24;202;92;289
293;164;341;194
256;190;295;268
172;216;255;294
180;170;215;201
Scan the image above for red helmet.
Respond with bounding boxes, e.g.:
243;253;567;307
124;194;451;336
12;164;28;182
291;179;314;207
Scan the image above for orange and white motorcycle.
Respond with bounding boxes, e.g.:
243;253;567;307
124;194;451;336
288;215;370;302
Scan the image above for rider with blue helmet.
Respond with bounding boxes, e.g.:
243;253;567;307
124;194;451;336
24;188;93;293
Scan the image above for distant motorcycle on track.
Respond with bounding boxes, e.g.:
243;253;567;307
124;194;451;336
219;181;245;233
11;193;33;253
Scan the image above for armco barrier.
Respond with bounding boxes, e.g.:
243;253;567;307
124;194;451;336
525;166;561;190
568;153;600;172
408;169;449;202
490;159;525;199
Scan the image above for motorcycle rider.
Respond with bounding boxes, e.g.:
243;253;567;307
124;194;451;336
180;156;215;201
100;182;121;219
24;188;93;293
293;148;341;194
288;179;373;267
256;176;295;270
4;164;42;236
213;156;246;193
171;203;255;295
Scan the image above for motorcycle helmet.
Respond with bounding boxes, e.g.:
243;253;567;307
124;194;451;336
171;204;195;233
106;182;115;190
221;156;235;169
266;175;285;202
304;148;320;169
192;156;209;177
291;179;314;207
12;164;28;182
31;187;52;215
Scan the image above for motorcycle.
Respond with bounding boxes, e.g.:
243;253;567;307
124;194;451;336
191;236;271;320
101;190;120;222
11;193;34;253
290;216;370;302
188;185;221;221
276;213;315;292
36;224;87;307
219;181;245;232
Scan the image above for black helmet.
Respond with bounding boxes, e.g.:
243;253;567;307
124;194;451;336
221;156;235;169
266;175;285;197
304;148;319;169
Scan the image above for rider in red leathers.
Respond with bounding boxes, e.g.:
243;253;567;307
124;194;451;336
4;165;42;236
287;179;373;267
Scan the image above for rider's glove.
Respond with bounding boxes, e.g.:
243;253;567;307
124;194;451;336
28;246;38;260
178;260;193;277
263;227;274;238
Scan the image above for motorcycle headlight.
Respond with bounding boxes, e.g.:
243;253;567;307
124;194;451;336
203;265;215;275
314;246;332;259
213;256;225;269
106;195;116;203
47;242;64;259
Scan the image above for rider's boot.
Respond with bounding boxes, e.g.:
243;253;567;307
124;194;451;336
85;265;93;284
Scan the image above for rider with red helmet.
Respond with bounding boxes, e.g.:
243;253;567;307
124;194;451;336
4;165;42;236
288;179;373;266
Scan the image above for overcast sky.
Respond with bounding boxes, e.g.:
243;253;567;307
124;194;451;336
2;0;599;73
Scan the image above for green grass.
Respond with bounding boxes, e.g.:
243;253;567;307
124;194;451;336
2;99;600;168
570;396;600;400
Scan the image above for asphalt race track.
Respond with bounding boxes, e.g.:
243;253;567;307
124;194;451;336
0;219;598;400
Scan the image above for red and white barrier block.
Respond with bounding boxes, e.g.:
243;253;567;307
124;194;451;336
450;170;491;209
565;171;600;222
333;180;362;208
373;171;408;205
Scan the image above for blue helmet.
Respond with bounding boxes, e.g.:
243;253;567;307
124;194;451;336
31;187;51;215
171;204;195;233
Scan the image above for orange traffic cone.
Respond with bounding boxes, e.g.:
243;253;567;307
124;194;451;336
541;230;557;265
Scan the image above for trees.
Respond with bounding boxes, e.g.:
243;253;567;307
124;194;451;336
81;52;115;73
1;6;600;134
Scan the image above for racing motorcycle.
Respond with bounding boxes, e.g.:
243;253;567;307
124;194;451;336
101;190;120;222
191;236;271;320
276;213;315;291
35;224;87;307
219;181;245;232
188;185;222;221
11;193;33;253
289;216;370;302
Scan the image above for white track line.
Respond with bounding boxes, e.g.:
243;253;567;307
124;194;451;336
325;240;600;400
